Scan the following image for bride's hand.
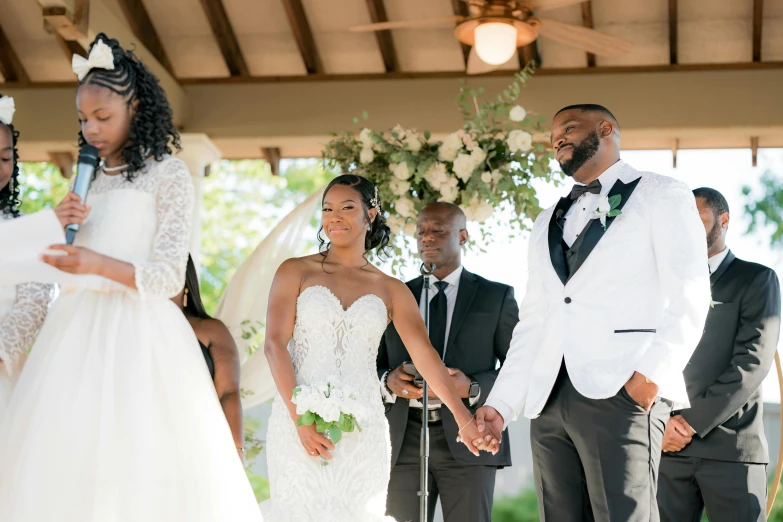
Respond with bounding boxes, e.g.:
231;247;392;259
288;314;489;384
455;415;481;457
296;422;334;461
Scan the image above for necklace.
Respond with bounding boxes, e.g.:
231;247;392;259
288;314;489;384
100;161;129;173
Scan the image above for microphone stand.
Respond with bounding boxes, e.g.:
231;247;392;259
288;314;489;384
418;262;435;522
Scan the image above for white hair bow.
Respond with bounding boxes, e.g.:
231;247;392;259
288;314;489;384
0;96;15;126
72;40;115;81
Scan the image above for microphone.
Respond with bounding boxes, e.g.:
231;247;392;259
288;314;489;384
65;144;100;245
420;263;436;276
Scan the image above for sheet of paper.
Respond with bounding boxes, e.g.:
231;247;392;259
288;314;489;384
0;210;91;287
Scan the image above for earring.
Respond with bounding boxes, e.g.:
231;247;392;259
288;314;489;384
183;288;189;307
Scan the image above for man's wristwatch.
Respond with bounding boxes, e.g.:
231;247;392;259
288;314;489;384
469;380;480;400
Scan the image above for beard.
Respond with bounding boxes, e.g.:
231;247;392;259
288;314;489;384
706;218;722;249
559;130;600;177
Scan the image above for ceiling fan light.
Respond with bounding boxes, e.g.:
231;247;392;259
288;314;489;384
474;22;518;65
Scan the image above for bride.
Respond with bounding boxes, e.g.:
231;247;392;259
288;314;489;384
260;174;483;521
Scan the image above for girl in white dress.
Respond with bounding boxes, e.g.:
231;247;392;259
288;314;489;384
260;175;483;521
0;94;53;414
0;35;262;522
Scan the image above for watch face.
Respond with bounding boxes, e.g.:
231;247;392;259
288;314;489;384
470;382;480;397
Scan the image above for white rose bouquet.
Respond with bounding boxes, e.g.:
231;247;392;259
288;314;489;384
292;378;364;462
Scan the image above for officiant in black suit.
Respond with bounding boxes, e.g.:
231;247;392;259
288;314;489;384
376;202;518;522
657;187;781;522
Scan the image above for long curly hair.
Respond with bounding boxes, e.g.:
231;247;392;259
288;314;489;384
0;94;21;217
77;33;180;180
317;174;392;259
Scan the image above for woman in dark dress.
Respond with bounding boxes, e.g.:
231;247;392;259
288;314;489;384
172;255;244;462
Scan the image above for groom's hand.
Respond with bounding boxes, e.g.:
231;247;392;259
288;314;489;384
472;406;504;455
387;364;424;399
624;371;659;411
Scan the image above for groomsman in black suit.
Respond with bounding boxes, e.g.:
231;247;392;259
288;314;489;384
377;202;518;522
657;187;781;522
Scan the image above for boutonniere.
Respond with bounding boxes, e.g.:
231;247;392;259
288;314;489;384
591;194;622;230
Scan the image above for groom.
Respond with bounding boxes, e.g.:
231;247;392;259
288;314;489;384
474;104;711;521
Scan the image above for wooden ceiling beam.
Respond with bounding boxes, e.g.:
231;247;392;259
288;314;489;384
751;136;759;166
581;1;596;67
669;0;678;64
364;0;399;73
116;0;175;76
261;147;281;175
753;0;764;62
0;24;30;84
198;0;250;77
281;0;324;75
450;0;470;68
53;31;88;61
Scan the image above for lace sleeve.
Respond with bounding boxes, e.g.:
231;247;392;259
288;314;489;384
132;158;194;300
0;282;54;376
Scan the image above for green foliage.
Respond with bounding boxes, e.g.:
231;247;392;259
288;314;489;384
199;159;335;314
243;416;269;501
17;162;71;214
744;170;783;248
492;489;540;522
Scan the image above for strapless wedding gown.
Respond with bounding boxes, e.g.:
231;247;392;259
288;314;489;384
260;285;397;522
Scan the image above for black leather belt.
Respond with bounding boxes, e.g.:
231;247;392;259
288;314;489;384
408;407;441;424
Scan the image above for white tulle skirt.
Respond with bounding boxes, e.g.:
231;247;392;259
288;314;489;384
0;362;15;418
0;289;263;522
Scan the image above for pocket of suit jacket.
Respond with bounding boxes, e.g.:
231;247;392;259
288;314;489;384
619;386;647;411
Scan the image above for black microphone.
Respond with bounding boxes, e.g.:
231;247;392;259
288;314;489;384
420;263;436;276
65;144;100;245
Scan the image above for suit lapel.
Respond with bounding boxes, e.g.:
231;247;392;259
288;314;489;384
408;276;423;302
445;270;478;353
548;197;572;286
710;250;735;286
566;176;642;282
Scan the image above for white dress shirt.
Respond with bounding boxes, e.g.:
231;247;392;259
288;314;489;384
708;247;730;274
563;160;625;247
381;266;480;408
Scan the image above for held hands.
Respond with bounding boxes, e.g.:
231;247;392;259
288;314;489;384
662;415;695;453
624;371;659;411
295;421;334;461
455;413;482;457
55;192;90;229
41;245;105;275
472;406;504;455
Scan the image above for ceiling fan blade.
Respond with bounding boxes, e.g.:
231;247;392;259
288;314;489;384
348;16;465;33
526;0;587;12
538;18;632;57
467;47;498;75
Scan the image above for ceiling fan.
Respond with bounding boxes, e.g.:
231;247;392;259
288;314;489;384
349;0;632;74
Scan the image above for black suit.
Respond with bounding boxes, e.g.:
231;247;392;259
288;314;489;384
658;251;782;522
377;269;518;522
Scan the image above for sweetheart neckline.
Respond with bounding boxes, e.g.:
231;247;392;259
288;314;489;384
299;285;388;314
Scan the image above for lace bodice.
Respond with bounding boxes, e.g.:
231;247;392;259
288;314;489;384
291;285;389;403
0;211;53;376
71;156;194;299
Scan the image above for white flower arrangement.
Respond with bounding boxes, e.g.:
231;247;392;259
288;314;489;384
323;67;557;271
292;378;365;462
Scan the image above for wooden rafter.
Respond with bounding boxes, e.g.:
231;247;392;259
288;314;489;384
281;0;323;75
48;151;76;179
364;0;398;73
53;31;88;61
671;138;679;168
753;0;764;62
669;0;678;64
450;0;470;67
751;136;759;167
116;0;175;76
581;1;596;67
261;147;281;175
0;24;30;84
198;0;250;77
42;0;90;42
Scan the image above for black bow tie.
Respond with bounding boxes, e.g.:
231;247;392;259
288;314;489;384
570;179;602;200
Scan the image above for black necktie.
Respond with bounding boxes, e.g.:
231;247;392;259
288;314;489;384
428;281;449;357
570;179;602;200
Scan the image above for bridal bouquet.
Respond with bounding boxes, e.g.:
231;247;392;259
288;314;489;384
292;379;364;457
323;64;558;271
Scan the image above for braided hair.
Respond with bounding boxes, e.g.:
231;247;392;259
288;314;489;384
77;33;180;180
0;93;21;218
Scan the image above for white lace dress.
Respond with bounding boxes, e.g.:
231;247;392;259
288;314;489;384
0;210;53;415
0;158;263;522
260;285;397;522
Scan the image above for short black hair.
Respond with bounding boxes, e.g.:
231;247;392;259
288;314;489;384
693;187;730;217
555;104;619;128
420;202;467;229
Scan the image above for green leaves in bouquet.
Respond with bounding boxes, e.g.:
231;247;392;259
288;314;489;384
328;425;343;444
296;410;316;427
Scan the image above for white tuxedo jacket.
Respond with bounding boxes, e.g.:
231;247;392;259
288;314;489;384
487;163;710;423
